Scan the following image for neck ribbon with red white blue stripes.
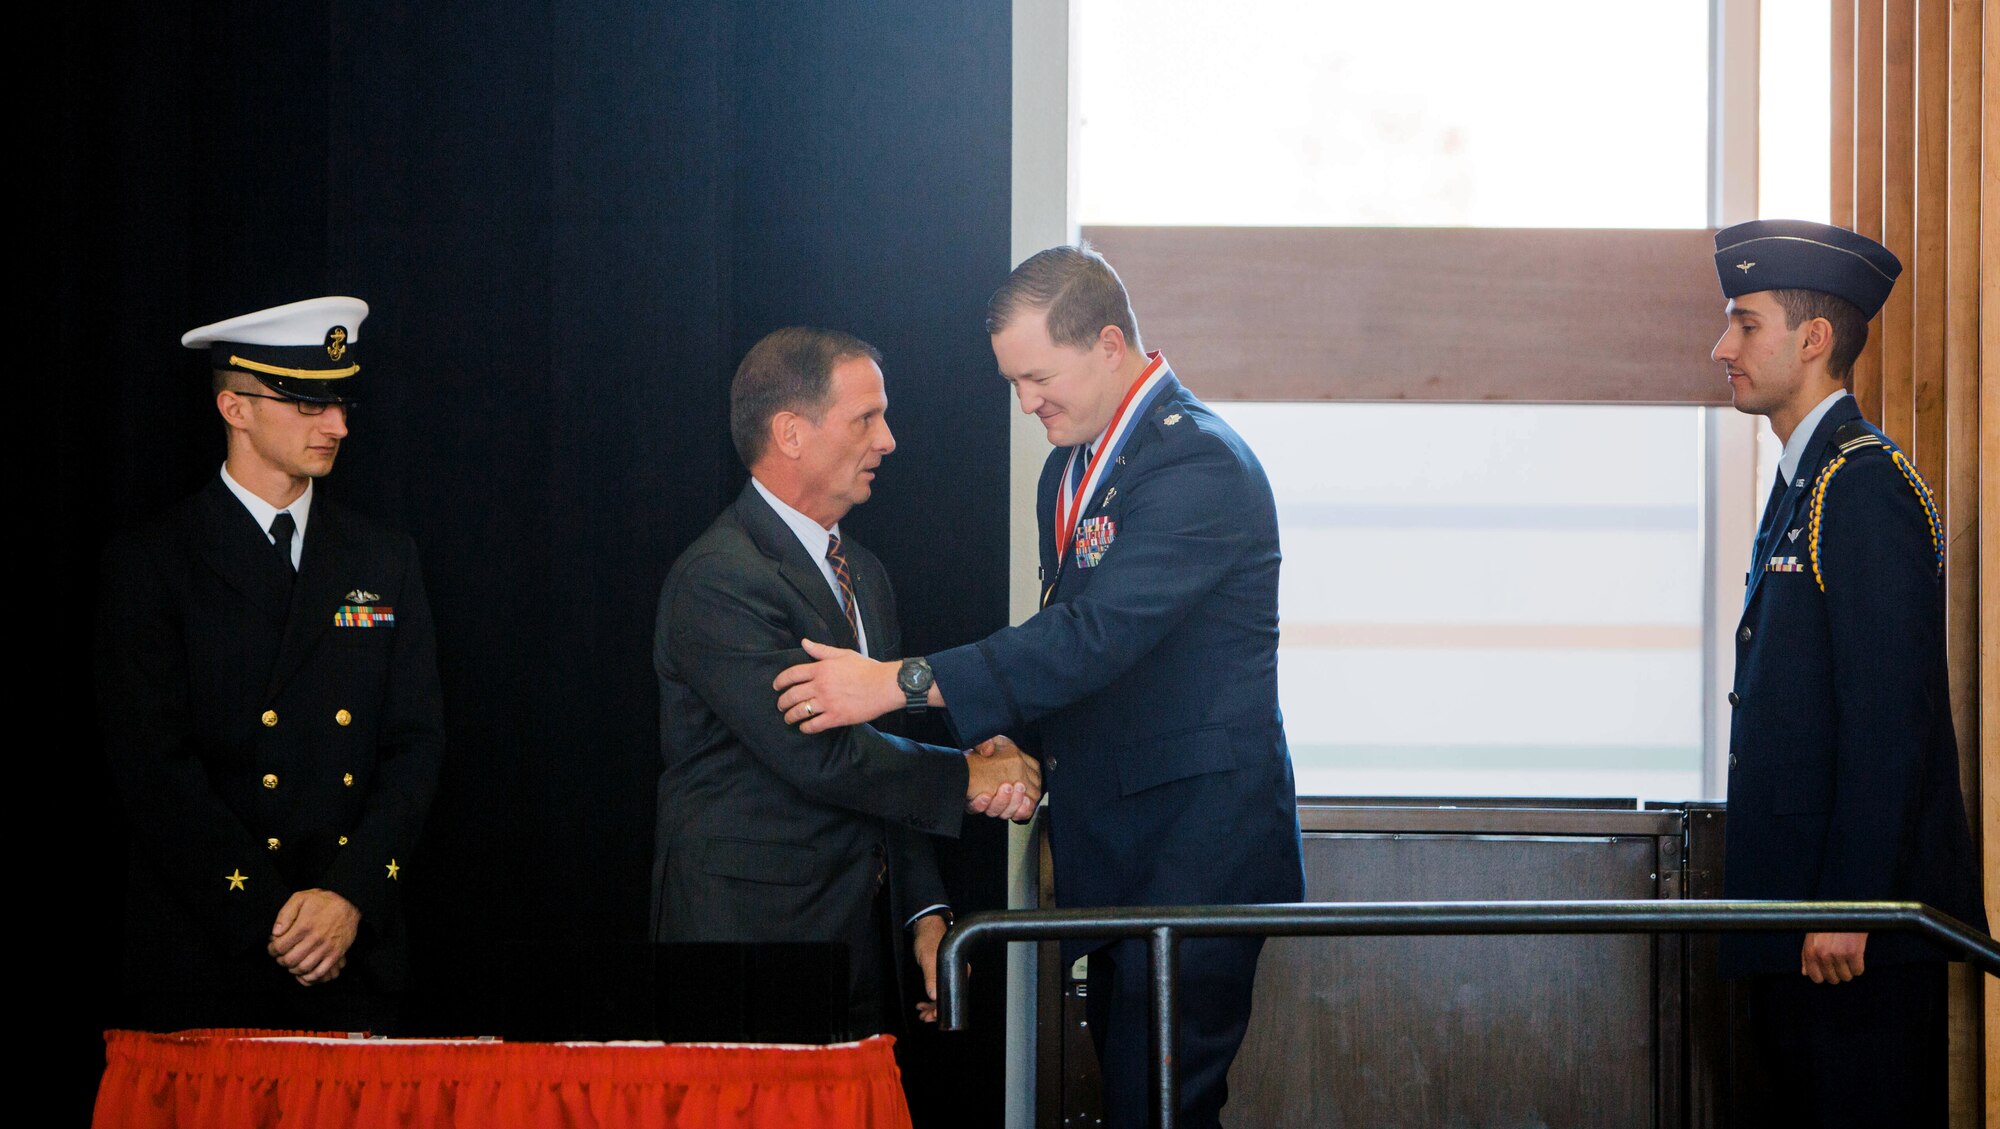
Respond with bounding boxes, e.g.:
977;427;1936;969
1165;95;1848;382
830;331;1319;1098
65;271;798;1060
1055;353;1173;566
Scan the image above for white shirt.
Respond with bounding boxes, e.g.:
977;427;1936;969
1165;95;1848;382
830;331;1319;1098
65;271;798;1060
1778;389;1851;488
751;477;868;657
220;464;312;569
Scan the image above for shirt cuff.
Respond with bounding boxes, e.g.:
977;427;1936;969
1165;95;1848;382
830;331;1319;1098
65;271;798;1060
905;904;951;930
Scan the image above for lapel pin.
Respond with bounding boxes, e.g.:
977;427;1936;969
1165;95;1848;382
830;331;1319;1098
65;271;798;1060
1103;487;1117;503
1787;529;1801;543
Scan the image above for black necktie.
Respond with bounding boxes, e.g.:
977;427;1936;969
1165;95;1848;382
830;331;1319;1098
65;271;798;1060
825;532;860;645
268;512;297;573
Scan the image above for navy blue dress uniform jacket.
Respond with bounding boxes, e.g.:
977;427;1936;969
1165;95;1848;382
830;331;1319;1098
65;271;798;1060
96;475;444;1006
651;484;966;1024
1720;396;1984;977
930;374;1306;958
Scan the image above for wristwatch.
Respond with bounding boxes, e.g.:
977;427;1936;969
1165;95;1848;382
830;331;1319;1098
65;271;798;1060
898;657;934;714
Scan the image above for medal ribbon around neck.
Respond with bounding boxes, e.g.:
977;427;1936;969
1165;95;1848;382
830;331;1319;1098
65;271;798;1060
1054;353;1170;567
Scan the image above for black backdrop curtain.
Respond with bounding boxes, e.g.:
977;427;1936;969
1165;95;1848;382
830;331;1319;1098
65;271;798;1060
55;1;1012;1122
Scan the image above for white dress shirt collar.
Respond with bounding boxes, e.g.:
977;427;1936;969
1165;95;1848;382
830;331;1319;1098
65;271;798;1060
219;463;312;569
1778;389;1851;487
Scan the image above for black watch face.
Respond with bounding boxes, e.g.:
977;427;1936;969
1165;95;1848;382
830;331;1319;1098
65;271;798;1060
899;661;931;693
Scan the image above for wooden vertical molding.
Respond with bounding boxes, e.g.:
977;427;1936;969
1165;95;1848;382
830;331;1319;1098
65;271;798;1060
1978;0;1999;1116
1914;0;1949;486
1834;0;1858;226
1855;0;1888;421
1882;0;1918;447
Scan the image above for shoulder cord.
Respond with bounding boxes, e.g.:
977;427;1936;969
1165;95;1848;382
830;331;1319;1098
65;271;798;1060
1807;449;1943;593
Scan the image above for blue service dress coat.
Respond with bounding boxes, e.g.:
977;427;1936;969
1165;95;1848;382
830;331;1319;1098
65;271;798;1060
651;484;967;1033
96;476;444;1024
929;372;1306;952
1720;395;1984;977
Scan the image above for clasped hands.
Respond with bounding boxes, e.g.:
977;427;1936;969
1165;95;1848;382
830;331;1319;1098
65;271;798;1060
775;639;1042;821
267;888;361;987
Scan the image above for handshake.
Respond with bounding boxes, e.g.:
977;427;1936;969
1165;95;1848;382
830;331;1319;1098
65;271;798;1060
963;734;1041;822
771;638;1042;822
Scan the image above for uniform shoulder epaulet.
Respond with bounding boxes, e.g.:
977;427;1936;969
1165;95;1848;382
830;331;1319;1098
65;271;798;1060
1807;425;1942;591
1830;419;1886;454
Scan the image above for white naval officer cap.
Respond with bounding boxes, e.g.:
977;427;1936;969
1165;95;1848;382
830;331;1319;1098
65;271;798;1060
182;296;369;403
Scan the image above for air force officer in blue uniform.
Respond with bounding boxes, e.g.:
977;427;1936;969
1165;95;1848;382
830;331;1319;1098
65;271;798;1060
773;245;1305;1128
1711;220;1984;1126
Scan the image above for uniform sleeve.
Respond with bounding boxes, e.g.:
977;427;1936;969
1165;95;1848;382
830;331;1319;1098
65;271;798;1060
1813;454;1941;901
661;551;969;837
320;535;444;925
96;535;292;955
928;435;1260;746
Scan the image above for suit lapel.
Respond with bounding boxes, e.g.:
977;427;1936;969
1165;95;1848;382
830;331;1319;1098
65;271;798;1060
1743;397;1859;609
267;500;341;698
734;484;858;650
849;549;898;660
195;477;294;627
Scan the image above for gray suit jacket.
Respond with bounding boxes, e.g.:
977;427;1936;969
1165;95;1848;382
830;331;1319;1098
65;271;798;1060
650;483;966;1020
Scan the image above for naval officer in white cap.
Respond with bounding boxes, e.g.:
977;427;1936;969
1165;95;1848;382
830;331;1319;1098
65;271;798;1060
96;297;444;1031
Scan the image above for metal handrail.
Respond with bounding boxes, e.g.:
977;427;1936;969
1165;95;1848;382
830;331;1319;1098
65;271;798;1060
935;900;1999;1128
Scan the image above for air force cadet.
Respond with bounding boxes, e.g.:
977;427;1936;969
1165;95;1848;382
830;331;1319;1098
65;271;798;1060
1711;221;1984;1126
96;297;444;1031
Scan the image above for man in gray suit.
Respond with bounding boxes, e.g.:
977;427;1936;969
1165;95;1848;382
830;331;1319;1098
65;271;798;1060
651;326;1039;1036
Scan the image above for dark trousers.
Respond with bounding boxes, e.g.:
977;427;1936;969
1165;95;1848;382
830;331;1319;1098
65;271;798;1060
1085;935;1264;1129
1740;960;1946;1129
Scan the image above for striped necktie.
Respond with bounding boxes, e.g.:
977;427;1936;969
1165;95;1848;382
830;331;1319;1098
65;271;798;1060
825;532;861;644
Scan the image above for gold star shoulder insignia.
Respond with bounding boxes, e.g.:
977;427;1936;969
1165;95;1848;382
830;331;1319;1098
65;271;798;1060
385;858;401;880
1162;413;1182;426
225;869;247;891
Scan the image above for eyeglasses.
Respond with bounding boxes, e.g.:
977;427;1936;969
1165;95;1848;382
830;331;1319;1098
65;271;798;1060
231;391;354;416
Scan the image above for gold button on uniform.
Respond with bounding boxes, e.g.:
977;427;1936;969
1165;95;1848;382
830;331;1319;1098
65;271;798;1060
266;838;281;851
343;773;355;787
261;710;278;727
338;836;349;846
335;709;352;727
262;774;279;789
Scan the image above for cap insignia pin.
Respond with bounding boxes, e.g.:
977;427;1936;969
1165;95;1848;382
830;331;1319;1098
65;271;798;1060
1736;261;1756;273
325;326;348;361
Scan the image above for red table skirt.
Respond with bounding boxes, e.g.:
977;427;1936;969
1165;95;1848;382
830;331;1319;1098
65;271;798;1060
94;1029;913;1129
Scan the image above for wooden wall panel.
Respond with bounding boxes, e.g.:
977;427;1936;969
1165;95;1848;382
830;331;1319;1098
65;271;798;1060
1884;0;1918;445
1835;0;1858;226
1079;226;1724;404
1942;1;1988;1122
1855;0;1888;420
1978;0;1999;1116
1915;0;1949;485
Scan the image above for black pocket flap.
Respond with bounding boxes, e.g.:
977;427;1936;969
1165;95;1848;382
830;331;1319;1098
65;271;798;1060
1116;725;1238;797
702;837;818;886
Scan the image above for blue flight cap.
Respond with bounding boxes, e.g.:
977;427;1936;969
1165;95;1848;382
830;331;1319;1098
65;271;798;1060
1713;220;1901;318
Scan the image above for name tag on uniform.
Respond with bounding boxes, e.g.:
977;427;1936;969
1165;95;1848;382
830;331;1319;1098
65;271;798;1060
1764;556;1805;573
334;605;396;627
1073;516;1116;569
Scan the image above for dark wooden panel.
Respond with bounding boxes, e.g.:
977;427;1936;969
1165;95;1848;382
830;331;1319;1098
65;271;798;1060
1081;226;1727;405
1298;802;1683;838
1225;831;1663;1127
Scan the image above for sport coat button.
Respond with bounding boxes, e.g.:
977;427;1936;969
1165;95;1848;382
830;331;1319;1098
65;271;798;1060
335;709;352;726
1738;625;1752;643
261;710;278;727
343;773;354;787
262;773;279;789
1729;754;1738;769
1727;691;1740;707
1047;757;1058;772
266;837;281;851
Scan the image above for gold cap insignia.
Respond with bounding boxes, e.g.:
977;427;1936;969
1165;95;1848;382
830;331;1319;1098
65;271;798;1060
325;325;348;361
1735;261;1755;273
